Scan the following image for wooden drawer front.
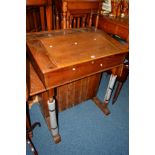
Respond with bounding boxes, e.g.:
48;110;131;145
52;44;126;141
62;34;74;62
45;54;125;89
115;26;128;41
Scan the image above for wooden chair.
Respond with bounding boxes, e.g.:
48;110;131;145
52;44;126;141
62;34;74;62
26;85;41;155
26;110;41;155
26;0;53;32
112;58;129;104
53;0;102;30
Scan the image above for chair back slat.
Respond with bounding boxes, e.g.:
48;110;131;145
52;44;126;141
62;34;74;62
26;0;52;32
58;0;102;30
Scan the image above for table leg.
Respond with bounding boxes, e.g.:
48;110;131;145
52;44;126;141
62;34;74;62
93;74;117;115
39;89;61;144
93;96;111;115
102;74;117;110
47;97;61;143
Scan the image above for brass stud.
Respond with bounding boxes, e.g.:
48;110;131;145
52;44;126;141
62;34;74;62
91;55;95;59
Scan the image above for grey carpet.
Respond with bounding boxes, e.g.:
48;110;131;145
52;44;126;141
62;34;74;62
27;72;129;155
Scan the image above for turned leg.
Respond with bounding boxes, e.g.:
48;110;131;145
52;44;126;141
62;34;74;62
93;64;127;115
39;89;61;144
61;2;67;29
47;97;61;143
104;74;117;104
93;74;117;115
102;74;117;113
46;4;52;30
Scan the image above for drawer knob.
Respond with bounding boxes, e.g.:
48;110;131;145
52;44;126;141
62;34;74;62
72;68;76;71
100;64;103;67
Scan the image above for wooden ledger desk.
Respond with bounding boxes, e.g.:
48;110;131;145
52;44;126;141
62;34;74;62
27;28;128;143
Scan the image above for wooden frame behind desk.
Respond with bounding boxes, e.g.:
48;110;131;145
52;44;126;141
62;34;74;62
98;15;129;43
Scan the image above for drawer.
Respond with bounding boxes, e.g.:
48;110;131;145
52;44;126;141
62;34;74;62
44;53;126;89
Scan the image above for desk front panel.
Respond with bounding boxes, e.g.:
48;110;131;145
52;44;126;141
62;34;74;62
56;73;101;112
44;53;126;89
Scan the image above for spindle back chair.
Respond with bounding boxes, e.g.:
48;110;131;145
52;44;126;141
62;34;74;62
26;0;52;32
54;0;102;30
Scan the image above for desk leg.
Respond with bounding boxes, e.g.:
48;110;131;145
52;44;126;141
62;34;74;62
103;74;117;110
93;97;110;115
47;97;61;143
40;90;61;144
93;74;117;115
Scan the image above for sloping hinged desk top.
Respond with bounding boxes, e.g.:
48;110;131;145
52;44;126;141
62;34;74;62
27;28;128;90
